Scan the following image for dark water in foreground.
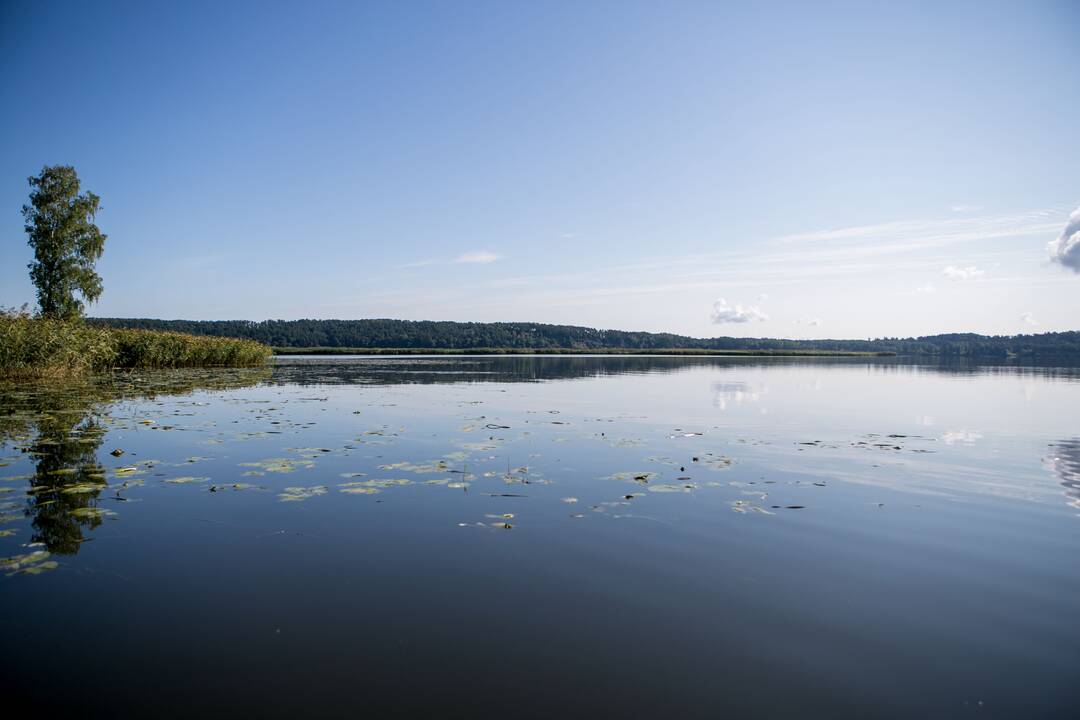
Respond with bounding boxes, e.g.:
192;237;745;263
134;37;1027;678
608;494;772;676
1;356;1078;718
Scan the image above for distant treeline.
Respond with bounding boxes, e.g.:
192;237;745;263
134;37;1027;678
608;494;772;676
86;318;1080;358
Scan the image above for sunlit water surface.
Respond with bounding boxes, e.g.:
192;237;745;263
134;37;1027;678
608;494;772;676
2;356;1078;717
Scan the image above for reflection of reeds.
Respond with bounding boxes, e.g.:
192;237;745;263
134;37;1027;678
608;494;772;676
0;314;270;378
0;366;267;556
0;366;272;443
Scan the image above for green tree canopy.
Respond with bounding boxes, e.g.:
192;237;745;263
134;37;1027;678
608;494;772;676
22;165;107;320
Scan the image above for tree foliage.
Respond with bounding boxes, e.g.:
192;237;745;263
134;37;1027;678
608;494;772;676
22;165;107;320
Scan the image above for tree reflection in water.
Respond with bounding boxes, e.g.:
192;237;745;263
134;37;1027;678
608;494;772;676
0;368;270;555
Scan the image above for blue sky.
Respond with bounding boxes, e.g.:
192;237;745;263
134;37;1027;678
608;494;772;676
2;0;1078;338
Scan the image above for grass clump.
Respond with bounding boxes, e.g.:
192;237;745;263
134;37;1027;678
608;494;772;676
111;328;271;369
1;311;270;378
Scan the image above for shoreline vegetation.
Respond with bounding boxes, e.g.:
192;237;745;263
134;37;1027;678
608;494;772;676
88;318;1080;359
0;314;270;379
272;346;893;357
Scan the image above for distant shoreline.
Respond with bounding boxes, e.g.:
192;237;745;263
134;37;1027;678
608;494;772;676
85;319;1080;360
272;347;894;357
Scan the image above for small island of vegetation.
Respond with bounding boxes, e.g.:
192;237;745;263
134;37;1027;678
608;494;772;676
1;165;270;379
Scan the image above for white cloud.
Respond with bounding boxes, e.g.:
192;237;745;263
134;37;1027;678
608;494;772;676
1020;312;1038;325
712;381;761;410
396;258;440;269
915;283;935;293
950;204;983;213
1048;206;1080;273
455;251;502;264
942;431;982;445
943;265;985;280
711;298;768;324
807;318;822;327
757;293;769;301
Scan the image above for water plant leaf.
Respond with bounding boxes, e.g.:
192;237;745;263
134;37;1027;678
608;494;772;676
278;485;328;502
10;559;59;576
648;483;697;493
377;460;449;474
695;453;733;471
1;550;58;575
69;507;116;519
607;471;656;484
164;476;210;484
60;482;108;494
239;458;315;474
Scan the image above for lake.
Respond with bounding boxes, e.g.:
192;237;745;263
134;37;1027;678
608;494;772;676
2;355;1078;717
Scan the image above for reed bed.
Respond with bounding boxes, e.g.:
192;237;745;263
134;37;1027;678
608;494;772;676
0;314;270;378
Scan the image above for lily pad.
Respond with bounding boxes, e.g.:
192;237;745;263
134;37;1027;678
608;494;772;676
239;458;315;474
278;485;328;502
340;486;381;495
648;483;697;493
164;476;210;485
60;482;108;495
69;507;116;519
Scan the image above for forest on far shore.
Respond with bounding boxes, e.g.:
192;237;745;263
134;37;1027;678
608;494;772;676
86;318;1080;359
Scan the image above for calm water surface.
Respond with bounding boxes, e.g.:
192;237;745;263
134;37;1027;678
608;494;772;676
1;356;1078;717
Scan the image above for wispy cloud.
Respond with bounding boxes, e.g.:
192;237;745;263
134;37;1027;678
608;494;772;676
950;204;984;213
1048;206;1080;273
454;251;502;264
711;298;768;324
399;251;503;269
1020;312;1038;326
772;209;1061;255
943;265;985;280
375;206;1071;333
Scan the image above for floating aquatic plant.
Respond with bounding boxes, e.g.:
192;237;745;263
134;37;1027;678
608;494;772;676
164;476;210;484
239;458;315;474
278;485;328;502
